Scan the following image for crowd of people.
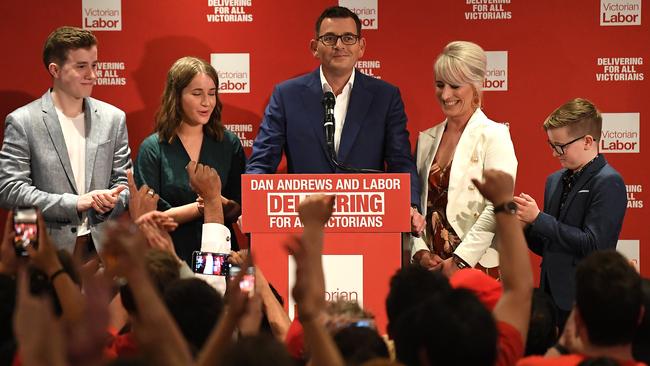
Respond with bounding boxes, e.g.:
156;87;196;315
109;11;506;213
0;4;645;366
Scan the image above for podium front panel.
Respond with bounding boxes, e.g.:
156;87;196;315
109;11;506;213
242;173;411;233
251;232;400;334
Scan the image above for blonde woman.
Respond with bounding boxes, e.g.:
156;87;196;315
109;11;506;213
411;41;517;276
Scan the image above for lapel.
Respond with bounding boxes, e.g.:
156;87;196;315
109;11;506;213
418;123;445;179
40;91;78;194
546;173;563;218
301;69;331;163
84;98;103;192
558;155;606;221
416;123;445;214
338;70;372;162
447;109;485;205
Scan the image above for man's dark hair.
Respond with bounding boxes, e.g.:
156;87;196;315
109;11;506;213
525;289;559;355
633;278;650;363
120;249;181;315
222;334;295;366
333;326;389;365
315;6;362;36
43;26;97;70
163;278;223;354
385;265;451;338
393;288;497;366
576;250;641;346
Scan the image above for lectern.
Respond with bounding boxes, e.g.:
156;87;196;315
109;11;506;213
241;173;410;332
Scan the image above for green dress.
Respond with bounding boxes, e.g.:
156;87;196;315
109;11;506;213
134;130;245;263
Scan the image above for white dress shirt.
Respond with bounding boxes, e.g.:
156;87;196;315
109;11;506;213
320;66;355;153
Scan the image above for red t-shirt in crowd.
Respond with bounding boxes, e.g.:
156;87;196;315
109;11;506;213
497;320;525;366
517;354;646;366
105;328;138;358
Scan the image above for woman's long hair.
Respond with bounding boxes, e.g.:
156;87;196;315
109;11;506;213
155;56;224;143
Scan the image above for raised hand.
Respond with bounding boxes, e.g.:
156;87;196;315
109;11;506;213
471;169;514;205
298;194;335;227
186;161;222;200
127;170;159;220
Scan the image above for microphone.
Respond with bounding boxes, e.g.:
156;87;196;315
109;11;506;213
321;90;382;174
322;91;336;154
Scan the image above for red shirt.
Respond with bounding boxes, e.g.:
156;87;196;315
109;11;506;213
105;328;138;358
517;354;646;366
497;320;525;366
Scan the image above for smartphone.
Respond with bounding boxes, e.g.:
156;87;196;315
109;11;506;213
13;207;38;256
229;265;255;295
350;319;375;329
191;251;231;276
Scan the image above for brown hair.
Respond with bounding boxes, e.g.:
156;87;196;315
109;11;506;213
543;98;602;141
43;26;97;71
315;6;362;36
155;56;224;143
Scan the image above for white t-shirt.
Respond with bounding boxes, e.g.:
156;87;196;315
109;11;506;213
55;107;89;236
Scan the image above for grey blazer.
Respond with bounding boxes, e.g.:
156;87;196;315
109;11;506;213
0;90;131;252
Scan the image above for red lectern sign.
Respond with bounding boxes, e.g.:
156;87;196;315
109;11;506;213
242;174;410;232
242;174;410;334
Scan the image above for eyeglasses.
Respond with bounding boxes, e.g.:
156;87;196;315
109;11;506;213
317;33;360;46
548;135;586;155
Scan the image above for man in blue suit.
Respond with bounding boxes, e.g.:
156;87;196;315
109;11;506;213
514;98;627;328
247;6;423;231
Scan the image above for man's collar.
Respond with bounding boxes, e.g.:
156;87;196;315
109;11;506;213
319;66;355;95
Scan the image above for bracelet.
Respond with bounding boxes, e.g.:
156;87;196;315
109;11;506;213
49;268;66;283
452;254;470;270
553;343;570;355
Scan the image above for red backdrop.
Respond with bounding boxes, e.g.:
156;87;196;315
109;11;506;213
0;0;647;280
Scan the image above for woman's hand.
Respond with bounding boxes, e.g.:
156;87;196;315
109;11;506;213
410;207;426;235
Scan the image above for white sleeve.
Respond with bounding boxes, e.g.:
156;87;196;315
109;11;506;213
200;223;232;253
195;223;231;295
410;235;430;260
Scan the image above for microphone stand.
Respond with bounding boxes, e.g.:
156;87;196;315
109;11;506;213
322;92;382;174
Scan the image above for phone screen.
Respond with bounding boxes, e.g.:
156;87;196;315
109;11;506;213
14;207;38;256
229;265;255;294
191;251;231;276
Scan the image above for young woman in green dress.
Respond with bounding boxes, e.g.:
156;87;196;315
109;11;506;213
135;56;245;263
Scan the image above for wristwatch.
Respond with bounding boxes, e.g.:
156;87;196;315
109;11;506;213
452;254;469;269
493;201;517;215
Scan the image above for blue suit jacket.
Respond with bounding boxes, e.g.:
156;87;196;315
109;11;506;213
246;68;420;206
525;154;627;311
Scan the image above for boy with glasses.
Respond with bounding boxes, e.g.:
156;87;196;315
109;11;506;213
514;98;627;329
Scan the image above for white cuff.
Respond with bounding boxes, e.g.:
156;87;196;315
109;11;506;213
200;223;231;253
410;235;430;259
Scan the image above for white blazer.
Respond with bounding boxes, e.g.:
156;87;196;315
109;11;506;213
411;108;518;267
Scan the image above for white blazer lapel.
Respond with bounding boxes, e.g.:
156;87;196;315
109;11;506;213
416;122;446;215
447;109;485;209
